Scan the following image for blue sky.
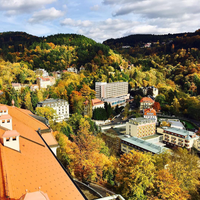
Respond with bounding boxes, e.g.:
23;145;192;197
0;0;200;42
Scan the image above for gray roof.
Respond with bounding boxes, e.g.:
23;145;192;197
38;98;68;104
122;136;166;154
164;127;196;140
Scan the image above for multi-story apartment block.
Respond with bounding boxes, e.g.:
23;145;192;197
163;127;200;150
37;98;69;122
121;136;166;154
126;117;156;138
95;82;129;99
140;97;155;110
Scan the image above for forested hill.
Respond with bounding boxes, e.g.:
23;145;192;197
0;31;127;72
103;29;200;51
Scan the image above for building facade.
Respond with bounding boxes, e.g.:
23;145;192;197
37;98;69;122
144;108;157;122
140;97;155;110
163;127;200;150
95;82;129;100
126;117;156;138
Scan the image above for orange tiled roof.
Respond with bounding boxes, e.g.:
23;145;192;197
41;132;58;147
144;108;157;116
140;97;155;103
92;99;104;106
0;104;85;200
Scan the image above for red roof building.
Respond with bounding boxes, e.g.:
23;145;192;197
140;97;155;110
0;104;86;200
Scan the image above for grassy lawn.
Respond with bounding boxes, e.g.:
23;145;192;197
180;120;196;129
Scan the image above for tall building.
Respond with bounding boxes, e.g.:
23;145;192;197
126;117;156;138
95;82;129;99
0;104;86;200
37;99;69;122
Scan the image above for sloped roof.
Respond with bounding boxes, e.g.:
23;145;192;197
19;191;50;200
140;97;155;103
0;114;12;120
92;99;104;106
144;108;156;116
0;104;85;200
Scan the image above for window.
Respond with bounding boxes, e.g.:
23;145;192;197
6;138;10;141
7;120;10;123
2;120;5;123
13;137;16;141
4;110;6;113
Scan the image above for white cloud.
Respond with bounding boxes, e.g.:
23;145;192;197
61;18;93;27
0;0;56;15
28;7;64;24
90;5;100;11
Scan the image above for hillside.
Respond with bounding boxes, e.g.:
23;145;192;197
0;32;127;72
103;29;200;51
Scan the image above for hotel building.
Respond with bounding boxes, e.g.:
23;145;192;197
126;117;156;138
163;127;200;150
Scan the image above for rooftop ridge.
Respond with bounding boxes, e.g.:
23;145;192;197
20;136;45;148
13;106;49;129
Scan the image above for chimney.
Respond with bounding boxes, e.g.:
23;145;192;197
2;130;20;152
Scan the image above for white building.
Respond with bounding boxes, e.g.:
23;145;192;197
35;68;49;77
37;98;69;122
95;82;129;100
143;108;157;122
142;86;158;98
37;77;55;89
67;67;78;74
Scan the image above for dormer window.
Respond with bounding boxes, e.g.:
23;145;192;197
13;137;16;141
2;120;5;123
7;119;10;123
6;138;10;141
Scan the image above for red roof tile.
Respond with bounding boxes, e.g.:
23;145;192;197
0;114;12;120
144;108;157;116
0;104;85;200
140;97;155;103
0;105;8;111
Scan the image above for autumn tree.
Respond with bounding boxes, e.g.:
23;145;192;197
35;106;57;120
115;150;155;200
148;169;189;200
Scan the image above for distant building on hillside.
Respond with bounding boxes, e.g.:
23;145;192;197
35;68;49;77
11;83;22;92
67;67;78;74
37;76;55;89
140;97;155;110
37;98;69;122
